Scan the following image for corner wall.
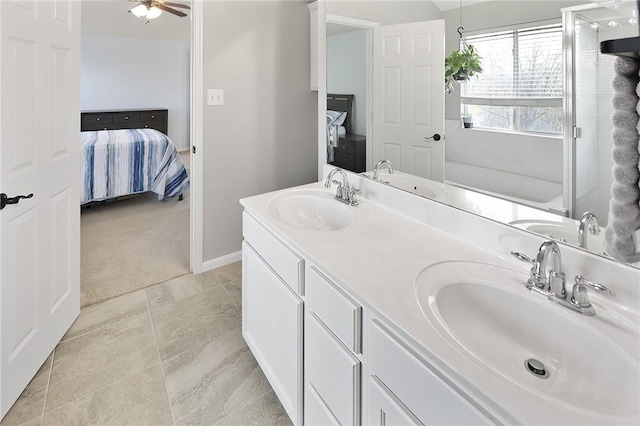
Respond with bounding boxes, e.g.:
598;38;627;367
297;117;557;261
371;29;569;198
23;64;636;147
202;1;318;263
80;34;190;150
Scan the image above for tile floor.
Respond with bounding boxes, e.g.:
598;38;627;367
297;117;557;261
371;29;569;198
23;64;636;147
1;262;292;426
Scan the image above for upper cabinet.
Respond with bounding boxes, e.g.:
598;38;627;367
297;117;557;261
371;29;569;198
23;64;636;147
308;1;318;91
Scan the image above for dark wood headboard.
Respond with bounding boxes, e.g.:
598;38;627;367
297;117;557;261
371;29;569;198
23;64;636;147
327;94;354;134
81;109;168;134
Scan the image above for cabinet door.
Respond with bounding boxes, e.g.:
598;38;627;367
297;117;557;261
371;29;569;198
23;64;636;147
242;242;302;425
368;376;423;426
306;312;360;425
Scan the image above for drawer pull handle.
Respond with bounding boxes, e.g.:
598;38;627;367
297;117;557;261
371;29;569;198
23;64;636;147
125;116;129;120
151;115;155;119
96;117;100;121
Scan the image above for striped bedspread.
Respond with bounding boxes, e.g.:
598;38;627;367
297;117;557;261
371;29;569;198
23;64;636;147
81;129;190;204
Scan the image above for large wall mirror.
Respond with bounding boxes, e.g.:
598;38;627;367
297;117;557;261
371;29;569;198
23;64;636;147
321;0;640;268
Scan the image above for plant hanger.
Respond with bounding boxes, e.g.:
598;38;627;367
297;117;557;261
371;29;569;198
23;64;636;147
444;0;483;93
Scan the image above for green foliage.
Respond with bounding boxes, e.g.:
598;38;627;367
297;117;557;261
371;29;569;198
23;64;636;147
445;44;483;94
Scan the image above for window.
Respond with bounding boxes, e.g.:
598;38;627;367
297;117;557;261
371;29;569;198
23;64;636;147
461;24;563;135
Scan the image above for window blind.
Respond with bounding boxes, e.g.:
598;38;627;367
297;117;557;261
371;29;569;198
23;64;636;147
462;24;563;106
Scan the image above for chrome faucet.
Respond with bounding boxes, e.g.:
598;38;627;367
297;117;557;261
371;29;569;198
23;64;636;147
324;168;359;206
511;240;614;316
529;241;566;297
577;212;600;249
373;160;394;181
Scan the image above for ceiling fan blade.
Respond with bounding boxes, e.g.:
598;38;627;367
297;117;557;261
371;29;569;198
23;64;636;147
163;2;190;9
156;3;187;17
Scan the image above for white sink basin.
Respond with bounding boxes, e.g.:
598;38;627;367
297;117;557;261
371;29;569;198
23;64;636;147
268;189;354;231
509;219;609;255
415;261;639;420
510;219;579;243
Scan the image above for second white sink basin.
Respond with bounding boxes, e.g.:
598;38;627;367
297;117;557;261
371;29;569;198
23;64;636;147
415;261;639;421
268;189;353;231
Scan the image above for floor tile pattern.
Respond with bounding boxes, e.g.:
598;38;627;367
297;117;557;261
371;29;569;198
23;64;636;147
1;262;291;426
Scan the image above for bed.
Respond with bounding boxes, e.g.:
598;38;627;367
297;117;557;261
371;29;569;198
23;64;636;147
326;94;354;162
80;110;190;205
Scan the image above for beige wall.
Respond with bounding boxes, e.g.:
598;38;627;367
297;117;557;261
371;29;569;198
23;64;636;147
202;0;318;262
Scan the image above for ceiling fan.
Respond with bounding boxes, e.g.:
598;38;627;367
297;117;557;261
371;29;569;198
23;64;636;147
129;1;190;20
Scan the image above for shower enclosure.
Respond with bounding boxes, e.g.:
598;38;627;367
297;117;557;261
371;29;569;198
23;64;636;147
563;1;639;225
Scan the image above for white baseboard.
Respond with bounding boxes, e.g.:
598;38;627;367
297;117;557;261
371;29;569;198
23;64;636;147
201;251;242;273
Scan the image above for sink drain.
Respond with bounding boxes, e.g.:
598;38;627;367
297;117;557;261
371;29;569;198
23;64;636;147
524;358;549;379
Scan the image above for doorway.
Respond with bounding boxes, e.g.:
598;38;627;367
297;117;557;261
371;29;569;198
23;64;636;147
79;1;194;306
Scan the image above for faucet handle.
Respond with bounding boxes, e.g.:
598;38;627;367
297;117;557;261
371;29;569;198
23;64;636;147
347;185;360;206
574;275;615;296
511;251;534;264
571;281;591;307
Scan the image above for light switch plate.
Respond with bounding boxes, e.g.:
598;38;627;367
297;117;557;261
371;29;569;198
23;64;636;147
207;89;224;106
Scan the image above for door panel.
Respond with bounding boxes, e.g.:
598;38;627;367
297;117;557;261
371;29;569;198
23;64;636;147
1;0;80;418
373;20;445;181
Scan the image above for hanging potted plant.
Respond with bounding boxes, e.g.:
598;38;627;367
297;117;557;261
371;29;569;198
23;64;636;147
445;43;483;94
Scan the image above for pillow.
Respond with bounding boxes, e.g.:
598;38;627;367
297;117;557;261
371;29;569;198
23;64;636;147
326;110;347;127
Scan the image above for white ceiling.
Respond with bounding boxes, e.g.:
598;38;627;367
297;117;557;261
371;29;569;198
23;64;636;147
81;0;190;41
431;0;492;12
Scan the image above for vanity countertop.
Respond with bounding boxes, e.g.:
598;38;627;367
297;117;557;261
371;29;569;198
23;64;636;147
240;181;640;426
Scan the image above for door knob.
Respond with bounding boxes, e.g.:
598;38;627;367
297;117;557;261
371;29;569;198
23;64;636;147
424;134;441;141
1;193;33;210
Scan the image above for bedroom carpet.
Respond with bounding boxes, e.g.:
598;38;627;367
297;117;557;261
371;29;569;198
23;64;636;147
80;151;191;307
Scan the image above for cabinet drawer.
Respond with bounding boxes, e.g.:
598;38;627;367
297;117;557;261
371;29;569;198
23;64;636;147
81;113;113;126
306;312;360;426
307;266;361;353
368;376;422;426
140;110;165;121
333;150;355;169
336;139;356;155
112;112;140;123
243;212;303;295
369;320;491;425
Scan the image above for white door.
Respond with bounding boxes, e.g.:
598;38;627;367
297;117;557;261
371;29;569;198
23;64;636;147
0;0;80;418
372;20;445;181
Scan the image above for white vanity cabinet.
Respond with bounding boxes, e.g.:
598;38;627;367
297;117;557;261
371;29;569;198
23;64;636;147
242;213;304;425
304;266;362;426
367;319;493;426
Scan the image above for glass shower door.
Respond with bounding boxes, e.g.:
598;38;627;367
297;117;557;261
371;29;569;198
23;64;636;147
564;4;639;226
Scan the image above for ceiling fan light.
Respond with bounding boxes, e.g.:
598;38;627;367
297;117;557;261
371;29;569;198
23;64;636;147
146;6;162;19
130;4;148;18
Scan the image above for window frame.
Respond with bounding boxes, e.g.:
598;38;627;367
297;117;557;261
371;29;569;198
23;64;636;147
460;19;563;136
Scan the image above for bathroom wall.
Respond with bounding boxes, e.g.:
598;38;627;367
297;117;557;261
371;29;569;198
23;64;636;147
202;0;318;264
444;121;564;207
80;34;190;151
327;28;367;135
